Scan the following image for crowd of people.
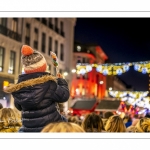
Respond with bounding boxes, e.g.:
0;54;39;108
1;44;150;133
0;104;150;132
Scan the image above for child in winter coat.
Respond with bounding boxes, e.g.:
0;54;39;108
4;45;70;132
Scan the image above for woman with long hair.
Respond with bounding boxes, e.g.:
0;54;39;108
82;113;105;132
0;108;22;132
105;115;126;132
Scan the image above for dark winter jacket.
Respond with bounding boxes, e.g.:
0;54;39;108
4;72;70;132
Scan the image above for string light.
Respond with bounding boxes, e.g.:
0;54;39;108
109;90;150;109
76;61;150;75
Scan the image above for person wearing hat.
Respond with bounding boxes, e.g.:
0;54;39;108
4;45;70;132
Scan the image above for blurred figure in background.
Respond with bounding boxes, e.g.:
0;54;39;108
123;115;132;128
68;116;81;126
0;103;3;109
103;111;114;119
41;122;85;132
132;114;140;126
57;103;67;122
135;117;150;132
0;108;22;132
102;111;114;128
105;115;126;132
82;112;105;132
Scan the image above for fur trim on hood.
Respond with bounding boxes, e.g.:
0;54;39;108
4;75;57;93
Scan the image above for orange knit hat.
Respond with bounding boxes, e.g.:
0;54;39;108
21;45;47;74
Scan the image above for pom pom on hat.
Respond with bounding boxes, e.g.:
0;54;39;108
21;45;34;56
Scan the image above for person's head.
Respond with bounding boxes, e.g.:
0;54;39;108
103;111;114;119
123;115;132;123
102;118;108;128
21;45;47;74
41;122;85;132
0;108;22;132
0;103;3;109
58;103;64;113
105;115;126;132
134;114;139;119
126;126;136;132
135;117;150;132
82;112;105;132
68;116;79;124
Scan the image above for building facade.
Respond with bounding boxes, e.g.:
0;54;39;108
70;42;108;105
0;18;76;108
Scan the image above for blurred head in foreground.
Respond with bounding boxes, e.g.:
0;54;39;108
126;126;136;132
105;115;126;132
82;113;105;132
41;122;85;132
0;108;22;132
135;117;150;132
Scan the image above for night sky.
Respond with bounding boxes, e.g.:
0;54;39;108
74;18;150;91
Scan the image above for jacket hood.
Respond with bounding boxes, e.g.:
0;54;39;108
4;74;57;93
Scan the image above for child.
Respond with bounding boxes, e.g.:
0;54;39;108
4;45;70;132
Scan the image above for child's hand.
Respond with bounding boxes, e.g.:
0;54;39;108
57;73;64;78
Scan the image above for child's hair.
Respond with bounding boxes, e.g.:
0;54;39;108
41;122;85;132
0;108;22;132
135;117;150;132
81;112;105;132
105;115;126;132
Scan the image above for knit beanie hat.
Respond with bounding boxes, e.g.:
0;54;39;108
21;45;47;74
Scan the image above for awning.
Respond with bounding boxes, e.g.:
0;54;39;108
95;100;120;111
71;99;97;110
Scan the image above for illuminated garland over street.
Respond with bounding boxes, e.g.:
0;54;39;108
108;91;150;111
75;61;150;75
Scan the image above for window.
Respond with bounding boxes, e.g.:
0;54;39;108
83;73;88;80
77;56;82;64
54;18;59;33
42;18;47;25
12;18;18;32
35;18;40;21
55;40;58;56
60;21;63;32
0;46;5;72
41;32;46;53
48;18;53;29
48;37;52;55
47;64;51;73
83;58;86;63
60;44;64;61
0;18;7;26
59;69;62;74
53;67;56;76
55;18;58;28
34;28;38;49
25;23;30;45
60;21;64;37
8;51;16;74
